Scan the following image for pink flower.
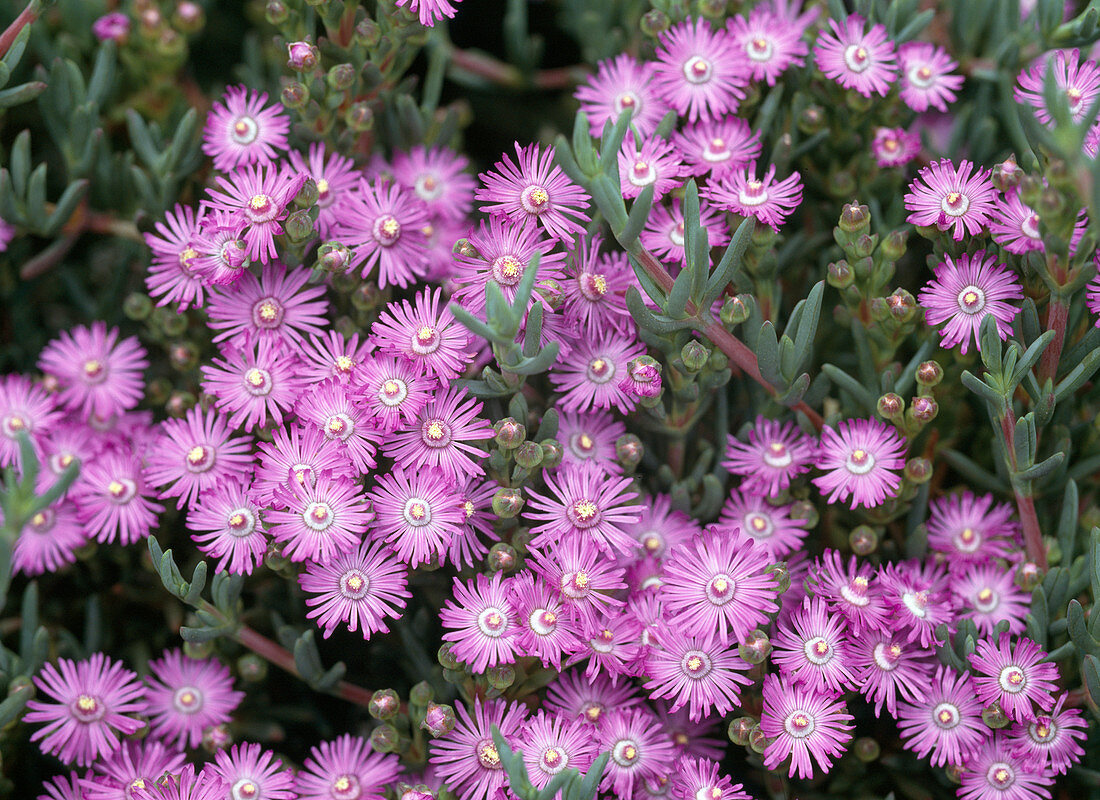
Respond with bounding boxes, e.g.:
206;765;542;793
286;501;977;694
904;158;996;239
267;472;373;564
145;407;252;509
954;564;1030;636
813;14;897;97
926;490;1018;565
252;423;355;508
529;533;627;625
356;354;433;432
72;451;164;545
760;674;854;779
335;178;430;288
201;339;306;433
771;596;857;694
298;330;373;386
574;54;668;137
392;145;476;224
652;19;750;122
441;572;518;674
871;126;921;167
556;408;626;475
1006;693;1087;775
723;415;815;496
524;462;640;557
726;3;813;86
141;650;243;748
644;627;752;721
428;698;528;800
206;262;329;350
673;117;761;178
808;549;890;636
371;287;475;382
543;669;643;727
717;488;809;561
623;492;700;560
507;571;578;671
958;733;1054;800
81;739;186;800
202;85;289;172
561;235;633;338
295;379;381;473
191;210;250;286
640;196;730;267
395;0;461;27
288;142;358;237
670;756;751;800
1015;48;1100;125
701;161;802;231
813;418;906;509
0;374;61;470
918;251;1023;355
898;42;963;112
368;465;464;567
186;480;267;575
38;323;148;422
969;634;1060;722
617;132;687;200
851;632;933;718
521;711;596;790
143;203;208;310
295;734;401;800
549;331;647;413
11;498;85;576
212;742;296;800
202;163;307;264
92;12;130;42
596;708;677;797
880;561;955;648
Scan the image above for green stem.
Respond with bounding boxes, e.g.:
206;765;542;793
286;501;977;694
1000;410;1049;570
0;0;39;60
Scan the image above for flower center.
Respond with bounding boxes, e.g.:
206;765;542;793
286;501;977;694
251;297;285;329
82;359;108;384
291;462;316;488
957;285;986;315
243;367;273;396
560;570;591;599
71;693;106;722
940;191;971;217
998;665;1027;693
302;501;335;532
341;569;370;600
521;185;550;214
703;137;731;165
402;497;432;527
529;608;558;636
580;273;609;302
477;607;508;637
415;174;443;202
172;686;204;714
178;246;198;273
669;220;685;246
908;64;935;88
476;739;502;769
784;711;816;738
762;441;793;468
953;526;981;553
839;576;871;607
1020;211;1041;240
843;44;871;73
582;702;603;723
567;500;602;529
325;413;355;442
1067;86;1084;107
845;448;876;475
246;194;278;223
681;649;713;679
882;137;899;153
747;36;774;62
743;511;774;538
315;178;332;204
804;636;834;666
411;325;440;354
379;378;409;407
185;444;216;473
421;418;453;448
0;413;28;438
373;214;401;245
540;746;569;775
683;56;713;84
933;702;961;729
987;763;1015;790
614;91;639;115
902;590;929;619
873;641;903;671
974;587;999;613
29;509;54;532
491;254;524;286
331;774;361;800
738;179;769;207
333;355;354;375
705;573;735;605
642;532;663;553
629;160;656;188
227;508;256;537
1029;720;1056;744
612;739;640;766
571;431;597;456
231;779;260;800
107;478;137;504
230;116;259;144
586;357;615;384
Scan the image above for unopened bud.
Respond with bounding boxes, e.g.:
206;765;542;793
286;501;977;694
370;724;400;753
720;294;750;325
537;278;565;311
486;665;515;690
877;393;904;419
327;63;356;91
982;702;1010;729
886;289;916;322
728;716;756;746
830;170;856;197
437;642;462;670
945;763;966;784
284;210;314;242
265;0;289;25
798;105;824;135
904;457;933;484
1039;187;1064;217
616;434;643;469
698;0;727;17
680;340;710;372
295;178;319;209
838;202;870;234
355;19;381;47
494;417;526;449
369;689;400;720
492;488;524;519
237;654;267;682
540;438;563;468
1016;561;1042;591
910;396;938;423
514;441;543;469
992;155;1021;193
410;681;433;707
854;737;880;762
789;499;818;528
183;641;214;663
156;307;188;336
738;629;772;664
916;360;944;387
124;292;153;320
621;356;662;398
487;543;518;573
351;283;381;311
420;702;456;737
202;724;232;753
166;391;196;418
880;228;908;261
640;9;670;37
453;238;480;259
318;241;351;273
346;102;374;132
765;562;790;593
286;41;318;71
850;525;878;555
827;260;854;289
748;725;769;754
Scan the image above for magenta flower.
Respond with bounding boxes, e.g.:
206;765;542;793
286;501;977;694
898;42;963;112
760;674;854;779
958;733;1054;800
296;379;380;473
529;533;627;624
726;4;812;86
81;739;186;800
525;462;640;556
11;499;85;576
268;472;372;565
871;126;922;167
392;145;475;224
72;451;164;545
772;596;857;694
623;492;699;560
813;14;897;97
295;734;400;800
918;251;1023;355
38;772;88;800
561;235;633;338
673;117;761;178
617;132;687;201
671;756;751;800
186;480;267;576
476;142;590;241
429;698;527;800
575;53;667;137
880;561;955;648
383;385;491;479
25;654;146;767
520;711;596;790
206;262;329;349
543;669;643;727
661;530;778;646
141;649;243;749
253;423;355;508
92;12;130;42
129;764;226;800
644;627;752;721
851;632;932;718
970;634;1059;722
556;408;626;475
450;478;500;569
356;354;433;432
723;415;815;496
145;407;251;509
395;0;460;27
191;210;250;287
0;374;61;470
571;610;644;685
507;571;578;671
212;742;296;800
201;339;305;432
701;161;802;231
202;85;289;172
809;549;890;636
38;322;148;422
1015;48;1100;125
640;196;730;267
813;418;906;509
1007;694;1087;775
299;539;409;640
652;19;749;122
955;564;1030;636
371;287;474;382
989;190;1088;256
549;331;647;413
904;158;996;239
927;490;1018;566
144;203;208;310
596;708;677;797
441;572;518;674
368;465;464;567
203;163;306;263
288;142;358;237
718;489;809;562
335;178;430;288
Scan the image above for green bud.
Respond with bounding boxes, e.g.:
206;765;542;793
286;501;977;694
537;278;565;311
355;19;381;47
830;170;856;197
846;91;873;112
351;283;381;311
797;105;825;135
851;233;878;259
124;292;153;321
487;542;519;573
265;1;289;25
827;260;854;289
838;202;870;234
540;438;563;468
514;441;544;469
680;340;710;372
453;238;480;259
880;228;908;261
916;360;944;387
166;391;196;418
909;396;938;423
420;702;456;737
885;289;916;322
850;525;878;555
748;725;769;755
409;681;434;707
442;667;466;685
486;664;516;690
156;306;188;336
616;434;643;469
492;488;524;518
370;724;400;753
877;392;904;419
369;689;401;720
697;0;727;17
183;639;214;660
905;457;933;484
1015;561;1042;591
147;377;171;405
765;562;790;593
438;642;462;670
750;218;777;247
168;341;199;372
327;63;356;91
237;654;267;682
789;499;818;528
720;295;750;326
280;82;308;110
728;716;755;746
494;417;526;449
284;209;314;242
946;763;966;784
982;702;1010;729
295;178;319;209
202;724;232;753
346;102;374;132
854;737;880;762
992;155;1021;193
640;9;670;37
287;41;320;71
738;629;772;664
318;241;351;273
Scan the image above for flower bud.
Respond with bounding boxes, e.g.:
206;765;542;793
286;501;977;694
748;725;769;754
838;203;870;234
850;525;878;555
616;434;643;469
910;396;938;423
720;294;750;325
492;488;524;519
738;629;772;664
438;642;462;670
513;441;543;469
537;278;565;311
1039;186;1064;217
327;63;356;91
370;724;400;753
698;0;728;17
877;393;904;419
982;702;1010;729
886;289;916;322
295;178;319;209
540;438;563;469
992;155;1022;192
318;241;351;273
202;724;232;753
356;19;381;47
788;499;818;528
750;218;777;247
640;9;670;37
487;542;519;573
728;716;755;746
486;665;515;690
346;102;374;132
237;654;267;682
827;261;854;290
167;342;198;372
904;457;933;484
156;306;188;336
441;667;466;685
410;681;433;707
287;41;319;71
680;340;711;372
916;360;944;387
494;417;526;449
397;785;435;800
351;283;381;311
830;170;856;197
124;292;153;321
453;238;480;258
880;228;908;261
284;210;314;243
420;702;456;737
281;81;310;109
621;356;662;398
1015;561;1042;591
797;105;824;135
854;737;880;762
166;391;196;418
945;763;966;784
265;0;289;25
369;689;401;720
765;562;790;593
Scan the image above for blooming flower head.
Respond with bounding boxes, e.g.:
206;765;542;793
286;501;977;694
129;764;227;800
267;471;372;565
529;533;627;624
871;126;922;167
92;12;130;42
525;461;641;556
555;409;625;475
395;0;460;27
205;262;329;350
441;572;517;674
253;423;355;508
81;739;186;800
958;732;1054;800
203;163;307;263
372;287;474;382
39;322;148;422
392;145;475;224
771;596;857;694
813;418;906;509
476;142;590;241
571;609;645;685
295;734;401;800
814;14;897;97
335;178;430;288
700;161;803;231
1015;48;1100;125
898;42;963;112
0;374;61;470
1007;693;1087;775
549;331;647;413
40;771;92;800
212;742;296;800
726;3;813;86
723;415;814;496
575;53;667;137
644;626;752;721
543;668;643;727
382;385;492;480
561;234;633;338
203;85;289;172
368;465;464;567
760;674;854;779
653;19;749;122
288;142;359;237
191;210;250;287
506;571;578;671
851;632;933;718
639;196;730;267
298;330;373;387
186;480;267;575
296;379;380;473
672;117;762;178
661;530;778;646
519;711;596;790
356;354;433;433
141;649;243;749
72;450;164;545
927;490;1018;566
145;407;252;509
618;132;687;201
623;493;700;561
897;665;987;766
429;698;528;800
597;708;677;797
25;653;146;767
201;339;306;433
970;634;1060;722
299;539;409;640
670;756;751;800
144;203;208;310
904;158;996;239
717;489;809;562
880;560;955;648
918;250;1023;355
10;498;86;576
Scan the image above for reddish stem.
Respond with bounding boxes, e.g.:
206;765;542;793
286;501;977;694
1038;295;1069;386
447;47;585;90
1000;410;1049;570
0;1;37;60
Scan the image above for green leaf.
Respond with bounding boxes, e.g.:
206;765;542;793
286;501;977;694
941;448;1008;493
0;79;46;109
492;725;534;797
1067;599;1096;656
450;301;507;345
575;751;609;800
598;112;632;176
184;561;208;606
704;217;752;305
756;321;782;388
961;369;1006;409
509;342;559;375
625;286;695;335
293;630;325;686
0;682;33;727
180;623;233;643
1054;345;1100;402
537;408;558;440
1025;583;1048;646
1015;452;1064;482
821;363;877;413
571;111;598;177
619;184;653;249
666;264;693;320
1058;479;1079;563
43;179;89;237
1010;330;1054;387
552;134;586;185
522;302;544;359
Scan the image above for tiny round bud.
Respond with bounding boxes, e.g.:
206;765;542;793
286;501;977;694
174;2;205;32
318;241;351;273
880;228;908;261
916;360;944;387
680;340;711;372
265;1;289;25
281;81;310;109
992;155;1021;193
850;525;878;555
441;667;466;685
284;209;314;242
537;278;565;310
494;417;526;449
492;488;524;519
487;542;519;573
886;289;916;322
945;763;966;784
409;681;434;707
355;19;381;47
738;629;772;664
765;562;790;593
540;438;563;468
1015;561;1042;591
982;702;1010;729
369;689;401;720
798;105;825;134
720;294;750;326
904;457;933;484
728;716;756;746
124;292;153;321
1039;187;1064;216
622;356;662;398
513;441;544;470
616;434;643;469
910;396;938;423
294;178;319;209
420;702;456;737
838;203;870;234
7;676;33;698
370;724;400;753
640;9;670;37
351;282;381;311
237;654;267;682
697;0;728;18
156;307;188;336
437;642;462;670
327;63;356;91
167;341;197;371
788;499;818;529
877;392;904;419
346;102;374;132
830;170;856;197
486;664;516;690
854;737;880;762
453;238;480;258
286;41;319;71
827;260;854;290
748;725;769;755
202;723;232;753
166;391;197;418
183;641;214;663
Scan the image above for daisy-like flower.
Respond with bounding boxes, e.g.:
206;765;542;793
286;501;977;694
40;423;95;481
450;478;499;569
851;632;932;718
186;481;267;576
299;330;373;386
718;489;809;562
191;210;250;286
571;610;645;685
507;571;578;671
597;708;677;798
335;178;430;288
661;530;778;646
760;674;853;779
918;251;1023;355
561;235;633;338
701;161;802;231
575;53;667;137
129;763;227;800
958;733;1054;800
624;493;699;561
206;262;329;349
525;461;640;556
808;550;890;636
529;533;627;624
212;742;296;800
39;772;88;800
395;0;460;27
672;118;761;178
72;451;163;545
145;407;251;509
652;19;749;122
970;634;1059;722
813;14;897;97
382;386;491;479
990;189;1045;254
368;465;464;567
1007;693;1087;775
392;145;475;224
202;163;307;263
544;669;643;727
772;596;857;694
556;409;626;475
287;142;358;237
1015;48;1100;125
81;739;186;800
897;665;986;766
372;287;474;382
549;331;647;413
880;561;955;648
639;197;730;268
671;756;751;800
39;322;148;422
142;650;243;749
898;42;963;112
441;572;517;674
476;142;590;241
430;698;527;800
202;85;289;172
201;339;305;432
726;4;812;86
520;711;596;790
25;653;146;767
723;415;814;496
0;374;61;469
617;133;687;201
268;472;372;564
813;418;905;509
954;565;1030;636
904;158;996;239
871;126;922;167
252;424;355;507
927;490;1018;566
644;628;752;721
296;379;380;473
144;203;208;310
356;354;432;432
296;734;401;800
11;499;86;576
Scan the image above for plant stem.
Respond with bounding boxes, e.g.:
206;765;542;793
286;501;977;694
446;46;585;90
1038;294;1069;386
0;0;39;60
999;410;1049;570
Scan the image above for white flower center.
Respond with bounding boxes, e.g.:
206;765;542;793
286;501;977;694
586;357;615;384
341;569;370;600
172;686;204;714
803;636;834;666
683;56;713;84
986;763;1015;790
681;650;713;679
784;710;816;738
762;441;792;468
843;44;871;73
402;498;432;527
539;745;569;775
737;179;769;207
611;738;640;766
845;448;876;475
243;368;273;396
528;608;558;636
372;214;401;245
933;702;961;729
747;36;774;62
940;191;970;217
230;116;259;145
907;64;935;88
998;665;1028;693
302;501;335;532
873;641;903;671
477;607;508;638
957;285;986;315
705;573;735;605
226;508;257;537
185;444;216;473
378;378;409;407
